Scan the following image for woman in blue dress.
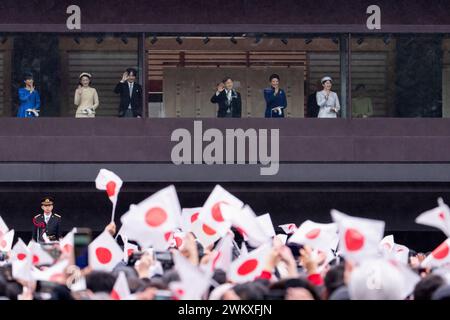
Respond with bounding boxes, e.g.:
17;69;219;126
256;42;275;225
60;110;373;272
263;74;287;118
17;72;40;118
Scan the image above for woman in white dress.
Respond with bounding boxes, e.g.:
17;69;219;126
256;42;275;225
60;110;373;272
316;76;340;118
74;73;99;118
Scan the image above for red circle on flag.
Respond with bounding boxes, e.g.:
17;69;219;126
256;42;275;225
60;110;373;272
96;247;113;264
344;228;365;251
111;289;120;300
439;212;446;221
164;232;172;242
127;249;134;257
145;207;168;227
202;224;217;236
212;202;227;222
17;253;27;261
191;212;200;223
237;259;258;276
32;255;39;265
0;239;6;248
174;237;183;248
306;228;321;240
432;242;450;260
106;181;117;198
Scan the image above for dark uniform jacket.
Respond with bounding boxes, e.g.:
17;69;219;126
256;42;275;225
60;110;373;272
32;213;61;243
210;89;242;118
114;81;143;117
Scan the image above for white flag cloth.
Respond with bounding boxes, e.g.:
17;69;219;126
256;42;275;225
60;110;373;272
11;238;30;262
172;251;212;300
198;185;243;238
0;215;9;237
180;208;202;233
225;205;272;248
111;271;131;300
32;259;69;282
416;198;450;237
27;240;54;266
59;229;75;255
331;210;385;262
278;223;298;235
0;229;14;252
257;214;276;238
88;231;123;271
209;233;234;273
288;220;338;253
228;243;272;283
191;217;222;249
12;259;33;283
379;235;395;254
120;185;181;250
95;169;123;222
123;240;139;263
422;238;450;268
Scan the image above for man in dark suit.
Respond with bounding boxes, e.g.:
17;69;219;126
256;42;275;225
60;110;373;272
210;77;242;118
114;68;143;118
32;197;62;243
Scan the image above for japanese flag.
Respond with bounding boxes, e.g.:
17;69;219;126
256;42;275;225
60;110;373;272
278;224;298;235
225;205;272;248
392;244;409;265
181;208;202;233
173;251;212;300
0;215;9;237
228;243;272;283
191;219;222;249
171;231;185;249
89;230;123;271
111;272;131;300
12;259;33;283
95;169;123;221
422;238;450;268
59;229;75;255
27;240;54;266
0;229;14;252
416;198;450;237
123;240;139;263
198;185;243;238
331;210;385;262
120;185;181;250
257;214;276;238
11;238;30;262
379;235;395;254
209;233;234;273
32;259;69;282
288;220;338;253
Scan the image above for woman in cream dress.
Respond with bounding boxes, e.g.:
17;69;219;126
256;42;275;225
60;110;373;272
75;73;99;118
316;76;340;118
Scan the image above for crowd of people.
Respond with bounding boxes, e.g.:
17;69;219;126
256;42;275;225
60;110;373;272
1;176;450;301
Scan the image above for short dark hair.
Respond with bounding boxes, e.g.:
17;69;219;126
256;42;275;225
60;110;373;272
79;75;92;86
222;76;233;84
126;68;138;77
414;274;446;300
23;72;34;81
269;74;280;82
86;271;116;293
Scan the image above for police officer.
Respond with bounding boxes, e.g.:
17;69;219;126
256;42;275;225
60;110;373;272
32;197;62;243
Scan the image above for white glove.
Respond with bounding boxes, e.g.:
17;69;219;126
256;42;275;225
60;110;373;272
26;109;39;117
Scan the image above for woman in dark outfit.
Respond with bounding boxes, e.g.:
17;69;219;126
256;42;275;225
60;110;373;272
263;74;287;118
